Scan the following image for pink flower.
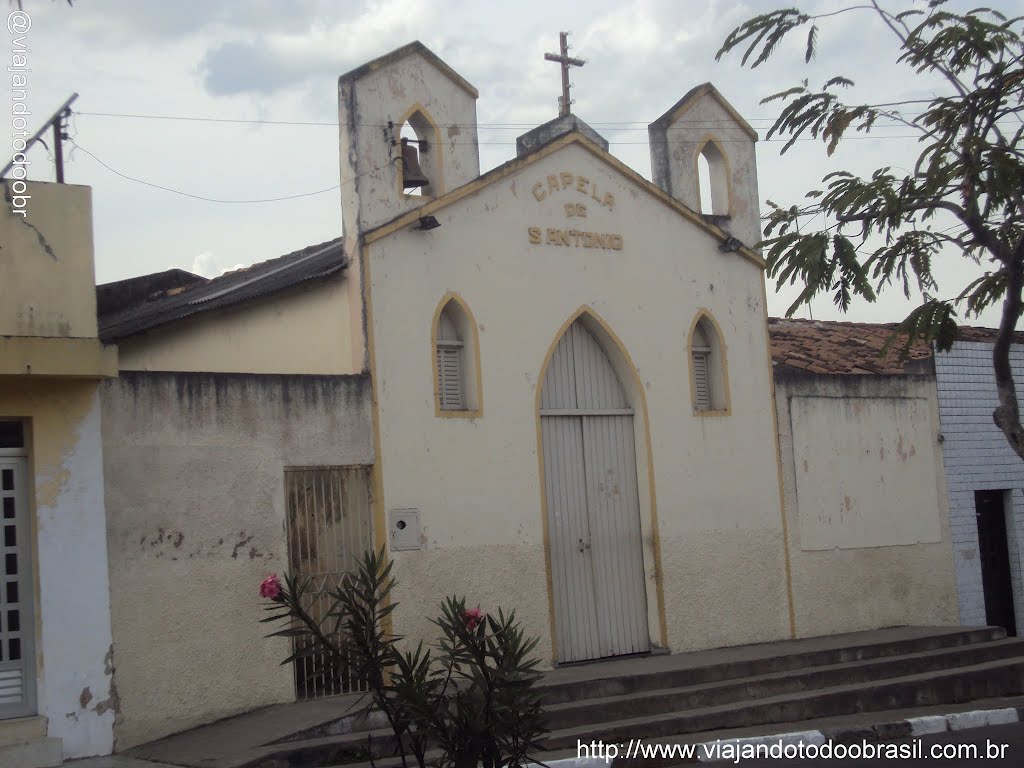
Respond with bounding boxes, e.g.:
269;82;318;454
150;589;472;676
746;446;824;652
461;607;484;631
260;573;282;600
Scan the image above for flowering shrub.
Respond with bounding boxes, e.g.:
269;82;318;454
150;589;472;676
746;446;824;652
259;548;545;768
258;573;282;600
461;607;483;631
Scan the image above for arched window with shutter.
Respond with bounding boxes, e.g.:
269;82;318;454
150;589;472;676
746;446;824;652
432;294;482;418
688;312;730;415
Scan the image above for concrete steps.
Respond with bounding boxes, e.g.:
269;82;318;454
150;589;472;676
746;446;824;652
161;626;1024;768
543;637;1024;730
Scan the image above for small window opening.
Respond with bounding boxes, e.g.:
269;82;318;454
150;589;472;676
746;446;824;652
692;325;712;411
690;316;728;414
697;141;729;217
399;111;438;198
436;305;465;411
0;421;24;449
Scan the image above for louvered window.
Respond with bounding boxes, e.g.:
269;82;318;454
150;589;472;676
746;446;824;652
436;341;464;410
692;347;711;411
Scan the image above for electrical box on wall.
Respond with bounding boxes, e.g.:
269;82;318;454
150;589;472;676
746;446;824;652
390;508;421;551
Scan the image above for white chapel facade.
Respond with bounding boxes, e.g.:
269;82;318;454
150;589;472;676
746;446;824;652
342;42;792;661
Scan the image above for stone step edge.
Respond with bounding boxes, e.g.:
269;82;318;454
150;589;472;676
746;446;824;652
277;628;1010;745
682;706;1024;764
543;636;1024;714
537;627;1005;702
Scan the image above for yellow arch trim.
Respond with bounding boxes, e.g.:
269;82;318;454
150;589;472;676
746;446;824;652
431;292;483;419
693;136;734;217
687;308;732;417
396;102;445;199
534;306;668;663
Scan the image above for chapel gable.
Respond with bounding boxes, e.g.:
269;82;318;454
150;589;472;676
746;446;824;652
648;83;761;249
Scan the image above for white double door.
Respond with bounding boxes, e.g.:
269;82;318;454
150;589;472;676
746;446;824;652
541;321;649;663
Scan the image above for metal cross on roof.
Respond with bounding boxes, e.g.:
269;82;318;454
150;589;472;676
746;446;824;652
544;32;585;117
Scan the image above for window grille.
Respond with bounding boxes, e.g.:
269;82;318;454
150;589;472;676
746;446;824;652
284;466;373;700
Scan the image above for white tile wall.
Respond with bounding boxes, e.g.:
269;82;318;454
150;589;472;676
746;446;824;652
935;341;1024;631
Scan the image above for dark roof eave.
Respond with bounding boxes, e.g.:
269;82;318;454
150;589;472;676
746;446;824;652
99;247;348;343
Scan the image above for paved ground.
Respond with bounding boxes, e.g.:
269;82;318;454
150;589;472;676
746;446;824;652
66;626;1017;768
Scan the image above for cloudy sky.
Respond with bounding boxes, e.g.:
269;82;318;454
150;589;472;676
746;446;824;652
9;0;1022;325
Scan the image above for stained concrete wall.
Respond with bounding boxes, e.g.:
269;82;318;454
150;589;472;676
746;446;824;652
774;369;959;636
934;340;1024;631
115;279;355;375
100;372;373;749
367;140;789;664
649;88;761;249
0;181;99;339
0;380;115;758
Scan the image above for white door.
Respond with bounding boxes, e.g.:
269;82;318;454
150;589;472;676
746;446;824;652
0;456;35;719
541;320;649;663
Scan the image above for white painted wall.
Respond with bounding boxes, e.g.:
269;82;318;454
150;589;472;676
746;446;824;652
775;371;958;636
791;394;942;550
935;341;1024;631
36;390;115;758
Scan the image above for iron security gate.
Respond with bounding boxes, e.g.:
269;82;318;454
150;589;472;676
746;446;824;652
284;466;373;699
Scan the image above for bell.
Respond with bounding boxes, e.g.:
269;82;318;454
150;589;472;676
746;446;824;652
401;138;430;190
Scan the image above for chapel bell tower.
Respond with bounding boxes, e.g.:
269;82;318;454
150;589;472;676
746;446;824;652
337;41;481;237
648;83;761;249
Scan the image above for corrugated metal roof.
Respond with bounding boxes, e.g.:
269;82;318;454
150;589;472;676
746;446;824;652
99;236;346;342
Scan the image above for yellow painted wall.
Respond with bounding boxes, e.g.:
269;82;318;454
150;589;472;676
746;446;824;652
367;142;790;663
115;278;355;374
0;181;99;339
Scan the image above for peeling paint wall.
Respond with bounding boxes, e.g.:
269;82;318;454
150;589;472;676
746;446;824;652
339;49;480;236
369;142;789;662
774;370;958;636
115;278;355;375
0;379;115;758
0;181;99;339
100;372;372;749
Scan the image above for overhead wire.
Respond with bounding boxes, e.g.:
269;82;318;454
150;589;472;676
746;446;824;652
66;137;395;204
61;107;1019;203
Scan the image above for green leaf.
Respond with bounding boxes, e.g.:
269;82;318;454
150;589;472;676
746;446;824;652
805;24;818;62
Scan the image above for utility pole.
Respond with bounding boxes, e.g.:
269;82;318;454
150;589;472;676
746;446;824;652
544;32;585;117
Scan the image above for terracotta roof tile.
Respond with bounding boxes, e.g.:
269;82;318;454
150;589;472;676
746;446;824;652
767;318;932;375
767;318;1024;375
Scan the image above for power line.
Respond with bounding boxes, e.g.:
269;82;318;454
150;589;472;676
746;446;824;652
67;138;382;204
74;109;958;129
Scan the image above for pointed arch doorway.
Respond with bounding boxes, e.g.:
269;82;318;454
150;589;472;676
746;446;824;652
540;318;650;663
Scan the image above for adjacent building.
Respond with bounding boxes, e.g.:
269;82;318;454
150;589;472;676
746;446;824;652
0;180;119;765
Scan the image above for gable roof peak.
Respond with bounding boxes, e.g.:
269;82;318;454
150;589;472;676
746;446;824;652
338;40;479;99
651;82;757;141
516;113;609;157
